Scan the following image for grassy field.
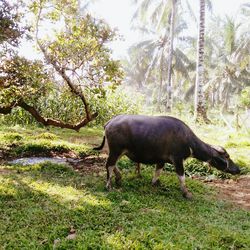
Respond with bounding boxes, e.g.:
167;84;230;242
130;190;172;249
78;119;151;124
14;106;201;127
0;123;250;249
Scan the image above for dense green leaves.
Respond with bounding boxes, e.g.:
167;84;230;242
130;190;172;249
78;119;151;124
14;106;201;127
0;56;51;107
240;87;250;108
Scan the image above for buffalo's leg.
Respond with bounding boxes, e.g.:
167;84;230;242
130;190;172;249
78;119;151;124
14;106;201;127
105;153;120;190
113;166;122;186
174;160;192;199
152;163;164;186
135;162;142;178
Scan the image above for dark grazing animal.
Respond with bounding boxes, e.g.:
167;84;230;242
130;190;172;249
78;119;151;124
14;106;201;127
94;114;240;198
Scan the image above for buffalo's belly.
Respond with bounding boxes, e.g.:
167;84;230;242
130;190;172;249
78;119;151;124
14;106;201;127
125;150;172;164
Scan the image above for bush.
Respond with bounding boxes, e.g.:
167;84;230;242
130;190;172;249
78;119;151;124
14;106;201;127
90;86;144;125
0;86;143;127
240;87;250;108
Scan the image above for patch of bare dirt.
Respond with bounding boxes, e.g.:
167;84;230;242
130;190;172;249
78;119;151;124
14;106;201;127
0;168;14;175
70;154;106;175
201;175;250;210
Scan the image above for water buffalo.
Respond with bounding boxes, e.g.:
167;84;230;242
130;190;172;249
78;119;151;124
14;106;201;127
94;114;240;198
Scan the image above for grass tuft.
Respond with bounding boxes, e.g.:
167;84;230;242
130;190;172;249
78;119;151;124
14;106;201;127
2;132;23;142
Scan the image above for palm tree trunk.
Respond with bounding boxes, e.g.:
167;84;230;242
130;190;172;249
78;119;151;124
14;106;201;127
194;0;209;123
157;52;164;112
166;0;176;112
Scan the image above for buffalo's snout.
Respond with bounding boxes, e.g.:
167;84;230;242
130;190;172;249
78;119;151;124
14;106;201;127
226;160;241;175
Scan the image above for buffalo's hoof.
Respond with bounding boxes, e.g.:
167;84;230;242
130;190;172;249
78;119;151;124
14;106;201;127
183;192;193;200
152;179;161;186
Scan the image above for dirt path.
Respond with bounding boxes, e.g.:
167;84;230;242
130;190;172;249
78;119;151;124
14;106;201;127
70;154;106;175
202;176;250;210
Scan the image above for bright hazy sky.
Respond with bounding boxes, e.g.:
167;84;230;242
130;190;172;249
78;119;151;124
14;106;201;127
88;0;249;59
20;0;249;60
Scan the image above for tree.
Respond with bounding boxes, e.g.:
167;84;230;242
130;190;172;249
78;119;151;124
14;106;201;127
131;0;194;111
132;0;177;111
166;0;177;111
194;0;210;123
204;15;250;111
0;0;123;131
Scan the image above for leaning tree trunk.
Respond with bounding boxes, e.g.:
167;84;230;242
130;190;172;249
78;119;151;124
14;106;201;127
166;0;176;112
194;0;210;123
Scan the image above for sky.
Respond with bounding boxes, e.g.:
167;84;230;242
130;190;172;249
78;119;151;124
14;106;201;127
88;0;249;59
20;0;249;60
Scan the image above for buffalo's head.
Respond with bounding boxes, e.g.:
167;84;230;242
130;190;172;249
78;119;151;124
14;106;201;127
208;145;240;175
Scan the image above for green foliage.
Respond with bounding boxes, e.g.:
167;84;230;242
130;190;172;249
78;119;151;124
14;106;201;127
240;87;250;108
90;87;143;125
1;86;143;126
0;56;52;107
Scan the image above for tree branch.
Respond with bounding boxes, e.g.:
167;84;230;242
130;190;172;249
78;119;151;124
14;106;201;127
35;2;92;121
0;100;97;131
0;102;16;114
18;100;97;131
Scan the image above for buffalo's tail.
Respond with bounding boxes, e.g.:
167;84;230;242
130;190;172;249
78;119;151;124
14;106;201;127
93;136;106;150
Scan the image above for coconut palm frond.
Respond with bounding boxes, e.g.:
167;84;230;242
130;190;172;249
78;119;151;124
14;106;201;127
131;39;156;50
206;0;213;13
155;3;172;31
241;3;250;14
131;25;157;34
174;48;192;65
173;51;190;80
184;0;197;24
141;0;152;12
143;48;162;84
135;0;152;23
150;1;167;27
230;39;250;64
174;20;188;35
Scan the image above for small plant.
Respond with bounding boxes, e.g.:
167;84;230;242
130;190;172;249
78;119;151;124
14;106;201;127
40;162;75;176
240;87;250;109
36;132;58;140
3;132;23;142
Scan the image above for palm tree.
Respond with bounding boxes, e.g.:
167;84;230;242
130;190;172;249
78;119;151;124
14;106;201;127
166;0;177;111
125;23;194;111
194;0;209;123
204;15;250;111
131;0;191;111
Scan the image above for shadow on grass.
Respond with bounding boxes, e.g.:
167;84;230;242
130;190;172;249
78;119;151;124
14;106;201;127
0;163;250;249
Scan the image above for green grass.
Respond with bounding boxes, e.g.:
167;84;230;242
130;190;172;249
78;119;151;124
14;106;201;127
0;162;250;249
0;123;250;248
0;125;102;158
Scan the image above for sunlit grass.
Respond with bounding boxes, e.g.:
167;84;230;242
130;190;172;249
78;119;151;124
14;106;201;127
0;125;97;158
1;162;249;249
0;123;250;248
